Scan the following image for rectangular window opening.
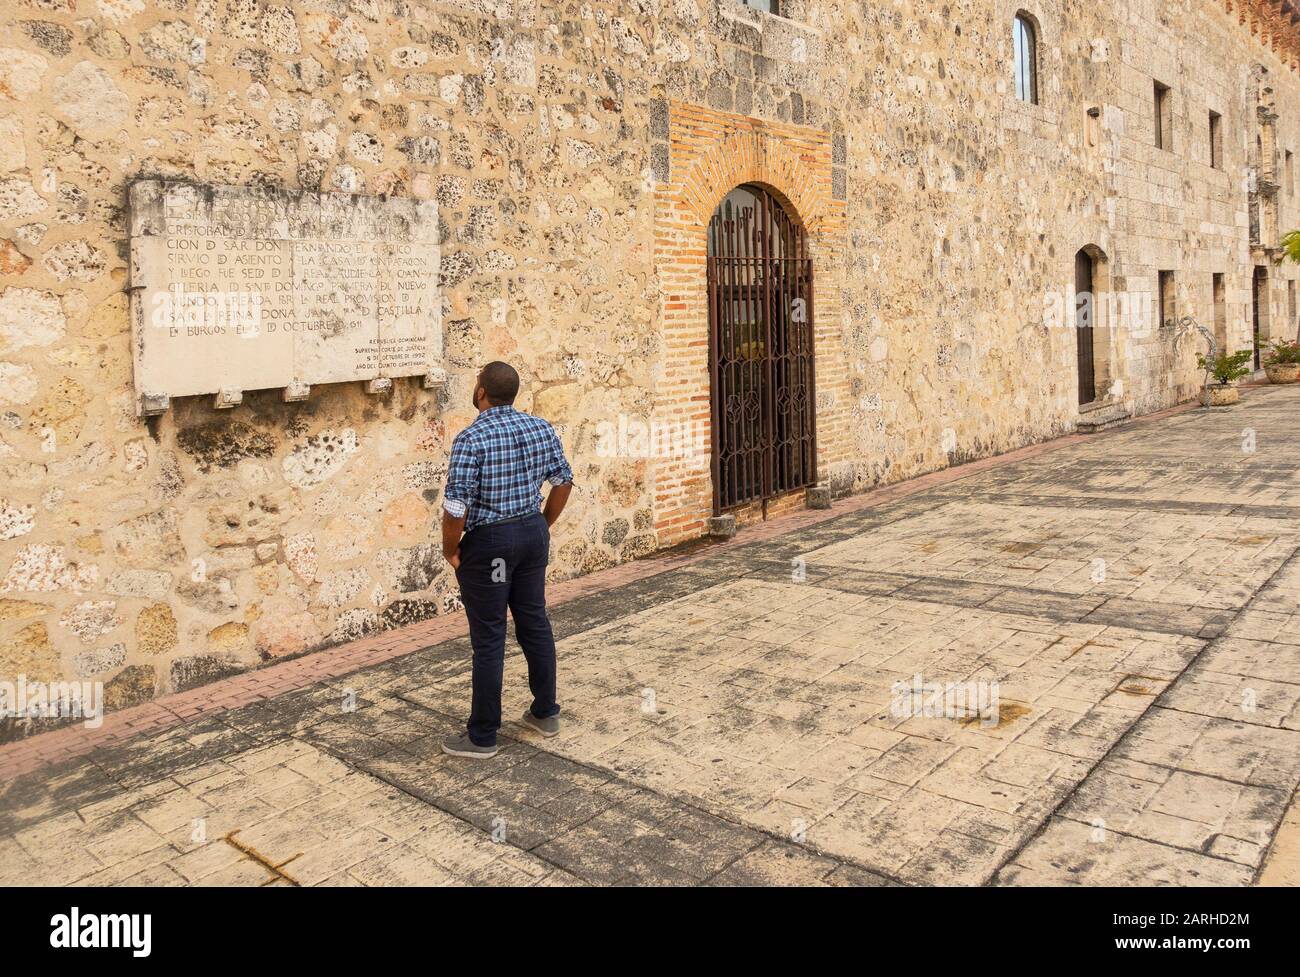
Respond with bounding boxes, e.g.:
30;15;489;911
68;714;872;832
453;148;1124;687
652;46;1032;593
1253;267;1268;370
1158;270;1176;328
1209;111;1222;169
1154;82;1172;151
1212;273;1227;352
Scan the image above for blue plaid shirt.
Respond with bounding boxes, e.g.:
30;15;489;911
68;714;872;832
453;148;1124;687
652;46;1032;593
443;405;573;531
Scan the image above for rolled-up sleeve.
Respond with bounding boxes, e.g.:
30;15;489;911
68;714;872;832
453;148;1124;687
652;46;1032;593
443;433;480;518
543;426;573;486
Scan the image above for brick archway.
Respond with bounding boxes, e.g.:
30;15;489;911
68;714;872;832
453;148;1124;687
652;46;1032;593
676;129;834;238
651;102;847;545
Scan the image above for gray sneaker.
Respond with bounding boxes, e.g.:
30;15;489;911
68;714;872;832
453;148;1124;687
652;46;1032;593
521;710;560;738
441;733;498;758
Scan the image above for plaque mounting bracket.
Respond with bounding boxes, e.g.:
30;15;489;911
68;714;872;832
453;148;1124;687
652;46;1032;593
137;393;171;417
214;389;243;410
283;382;310;403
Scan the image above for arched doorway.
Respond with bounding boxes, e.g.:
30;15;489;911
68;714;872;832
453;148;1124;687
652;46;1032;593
706;184;816;513
1075;247;1098;404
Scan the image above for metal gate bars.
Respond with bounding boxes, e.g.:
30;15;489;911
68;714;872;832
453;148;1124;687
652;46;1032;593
706;184;817;514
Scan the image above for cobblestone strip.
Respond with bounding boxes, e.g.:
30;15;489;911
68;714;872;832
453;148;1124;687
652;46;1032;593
937;492;1300;522
742;561;1234;640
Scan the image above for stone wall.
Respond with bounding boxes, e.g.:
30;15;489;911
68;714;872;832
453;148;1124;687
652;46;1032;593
1;0;1298;722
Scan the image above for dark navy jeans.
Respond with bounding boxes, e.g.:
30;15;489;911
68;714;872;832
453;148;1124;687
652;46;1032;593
455;512;560;746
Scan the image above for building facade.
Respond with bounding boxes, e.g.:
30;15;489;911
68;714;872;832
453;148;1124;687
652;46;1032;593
1;0;1298;717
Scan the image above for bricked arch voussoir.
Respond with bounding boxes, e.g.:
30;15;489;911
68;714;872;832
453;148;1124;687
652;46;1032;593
681;130;830;233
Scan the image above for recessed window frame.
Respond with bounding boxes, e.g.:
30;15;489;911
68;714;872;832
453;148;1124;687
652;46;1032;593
1158;270;1176;328
1154;81;1172;151
1212;272;1227;352
1013;13;1039;105
1208;110;1222;169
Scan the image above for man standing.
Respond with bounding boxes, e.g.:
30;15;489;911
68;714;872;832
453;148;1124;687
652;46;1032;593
440;361;574;758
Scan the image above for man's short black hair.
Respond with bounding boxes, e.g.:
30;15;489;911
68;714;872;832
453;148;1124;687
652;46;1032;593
478;361;520;405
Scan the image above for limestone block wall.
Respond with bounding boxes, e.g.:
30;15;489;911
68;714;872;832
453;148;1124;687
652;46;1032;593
0;0;1298;721
1101;0;1300;413
0;0;665;725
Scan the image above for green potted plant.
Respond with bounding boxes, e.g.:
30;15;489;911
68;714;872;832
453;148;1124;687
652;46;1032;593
1196;349;1253;406
1283;229;1300;264
1264;339;1300;384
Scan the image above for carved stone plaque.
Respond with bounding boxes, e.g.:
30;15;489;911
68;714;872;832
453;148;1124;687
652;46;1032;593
128;180;441;412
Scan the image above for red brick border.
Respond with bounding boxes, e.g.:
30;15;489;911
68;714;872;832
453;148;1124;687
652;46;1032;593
651;101;847;545
0;397;1204;780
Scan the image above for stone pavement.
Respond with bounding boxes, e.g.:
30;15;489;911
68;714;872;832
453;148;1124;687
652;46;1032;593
2;386;1298;886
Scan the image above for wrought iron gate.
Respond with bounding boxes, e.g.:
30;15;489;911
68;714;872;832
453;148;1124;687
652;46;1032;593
706;184;816;514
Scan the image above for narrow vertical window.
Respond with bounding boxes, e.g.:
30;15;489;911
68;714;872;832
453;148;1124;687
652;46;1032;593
1212;273;1227;353
1075;249;1097;405
1158;270;1175;328
1287;150;1295;195
1252;267;1268;370
1013;15;1037;105
1154;82;1171;150
1209;111;1222;169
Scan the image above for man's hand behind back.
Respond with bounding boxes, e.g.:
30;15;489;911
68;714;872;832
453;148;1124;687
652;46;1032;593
442;510;466;569
544;482;573;527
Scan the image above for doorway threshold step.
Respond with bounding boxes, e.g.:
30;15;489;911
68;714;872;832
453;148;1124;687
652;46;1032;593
1075;403;1133;433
